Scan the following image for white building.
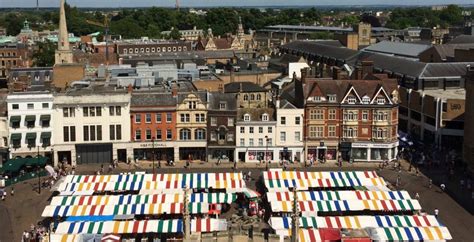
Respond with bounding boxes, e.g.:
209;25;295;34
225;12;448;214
235;109;277;163
0;92;8;164
275;99;304;162
52;89;132;166
6;91;54;159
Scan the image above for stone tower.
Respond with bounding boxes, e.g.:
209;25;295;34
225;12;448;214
55;0;73;64
463;65;474;173
237;16;244;37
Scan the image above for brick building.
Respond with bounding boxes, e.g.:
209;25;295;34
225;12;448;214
116;40;192;56
130;93;177;162
1;43;30;87
301;72;399;162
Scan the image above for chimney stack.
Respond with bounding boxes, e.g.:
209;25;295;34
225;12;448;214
300;67;309;84
361;61;374;79
172;82;178;97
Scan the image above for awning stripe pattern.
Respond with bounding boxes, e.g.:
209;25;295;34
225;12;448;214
55;220;183;234
42;203;187;217
267;190;411;202
59;173;245;192
191;218;228;232
368;226;452;241
270;215;441;230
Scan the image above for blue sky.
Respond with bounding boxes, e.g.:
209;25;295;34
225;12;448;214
1;0;473;8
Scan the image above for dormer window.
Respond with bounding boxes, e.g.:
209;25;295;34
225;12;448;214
262;113;269;121
347;96;356;104
362;96;370;104
244;114;251;122
314;96;321;102
219;102;227;110
328;95;336;102
376;97;385;105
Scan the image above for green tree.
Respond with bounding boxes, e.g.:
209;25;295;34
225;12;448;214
32;40;55;67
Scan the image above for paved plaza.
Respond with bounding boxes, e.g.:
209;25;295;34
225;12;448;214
0;160;473;242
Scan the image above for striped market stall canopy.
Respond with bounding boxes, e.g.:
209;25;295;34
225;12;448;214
49;234;83;242
54;219;183;234
191;218;228;233
368;226;452;241
50;193;236;206
263;170;387;191
270;199;421;214
267;190;411;202
270;215;441;230
59;173;245;192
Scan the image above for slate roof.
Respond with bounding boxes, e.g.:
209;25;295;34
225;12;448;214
420;63;474;78
224;82;267;93
177;91;208;104
208;92;237;111
362;41;431;58
449;35;474;44
131;93;176;107
280;41;359;61
428;44;474;60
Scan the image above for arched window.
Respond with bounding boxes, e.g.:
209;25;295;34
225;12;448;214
195;129;206;140
250;94;255;100
256;94;261;100
180;129;191;140
243;94;249;101
262;113;269;121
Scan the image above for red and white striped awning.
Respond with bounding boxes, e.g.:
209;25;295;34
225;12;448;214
191;218;228;233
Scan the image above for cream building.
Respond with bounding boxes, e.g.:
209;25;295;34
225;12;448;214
275;99;304;162
6;92;54;159
52;89;131;166
175;92;208;161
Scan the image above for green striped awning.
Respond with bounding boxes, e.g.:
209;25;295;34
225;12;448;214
10;133;21;140
10;116;21;122
41;132;51;138
26;133;37;139
25;115;36;122
40;114;51;121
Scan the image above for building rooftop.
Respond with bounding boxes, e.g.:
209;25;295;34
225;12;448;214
363;41;431;58
449;35;474;44
421;88;465;100
264;25;353;33
131;93;177;107
224;82;267;93
280;41;359;61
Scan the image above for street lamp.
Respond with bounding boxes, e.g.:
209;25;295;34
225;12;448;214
37;145;41;194
265;135;269;171
152;138;155;174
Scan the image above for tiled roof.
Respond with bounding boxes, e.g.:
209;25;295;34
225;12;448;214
363;41;431;58
449;35;474;44
280;40;359;61
131;93;176;107
224;82;267;93
208;92;237;110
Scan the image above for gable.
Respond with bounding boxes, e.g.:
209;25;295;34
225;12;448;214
340;85;362;104
370;86;393;105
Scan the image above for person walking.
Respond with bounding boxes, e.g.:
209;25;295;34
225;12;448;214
396;175;401;188
429;179;433;189
233;161;237;170
440;183;446;192
415;193;420;200
10;187;14;196
434;208;439;218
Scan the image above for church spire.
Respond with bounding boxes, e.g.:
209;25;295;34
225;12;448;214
55;0;73;64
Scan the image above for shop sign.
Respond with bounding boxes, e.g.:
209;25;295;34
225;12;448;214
138;142;168;148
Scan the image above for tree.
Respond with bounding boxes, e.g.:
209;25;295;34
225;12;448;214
168;28;182;40
32;40;55;67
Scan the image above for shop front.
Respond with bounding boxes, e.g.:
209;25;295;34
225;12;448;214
208;147;235;162
307;141;338;162
235;148;276;163
179;147;206;161
133;142;174;161
351;141;398;162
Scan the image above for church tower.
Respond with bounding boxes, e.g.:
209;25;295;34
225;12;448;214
55;0;73;64
237;16;244;37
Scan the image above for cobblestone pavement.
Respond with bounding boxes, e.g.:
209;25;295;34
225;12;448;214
1;160;473;242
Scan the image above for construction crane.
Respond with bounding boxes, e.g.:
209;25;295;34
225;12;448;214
86;16;111;65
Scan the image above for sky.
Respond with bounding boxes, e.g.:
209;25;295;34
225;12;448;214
0;0;473;8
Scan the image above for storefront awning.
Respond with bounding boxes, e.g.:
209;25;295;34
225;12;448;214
25;115;36;122
2;158;27;173
40;114;51;121
26;133;37;139
41;132;51;138
10;116;21;122
25;156;48;167
10;133;21;140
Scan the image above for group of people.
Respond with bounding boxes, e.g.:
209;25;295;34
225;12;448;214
22;224;48;242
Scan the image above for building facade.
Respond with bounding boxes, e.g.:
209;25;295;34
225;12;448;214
116;40;192;56
207;92;237;162
463;66;474;173
175;92;208;161
52;91;131;166
275;99;304;163
130;93;177;162
6;92;54;160
303;78;399;162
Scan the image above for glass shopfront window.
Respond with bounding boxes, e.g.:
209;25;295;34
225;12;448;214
371;148;389;160
326;148;337;160
352;148;368;160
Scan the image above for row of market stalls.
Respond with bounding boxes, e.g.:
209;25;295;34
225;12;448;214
263;169;452;241
44;172;258;241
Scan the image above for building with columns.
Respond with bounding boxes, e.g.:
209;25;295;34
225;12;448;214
52;88;131;166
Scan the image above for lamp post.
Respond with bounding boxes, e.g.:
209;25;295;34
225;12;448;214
37;145;41;194
152;138;155;174
265;135;269;171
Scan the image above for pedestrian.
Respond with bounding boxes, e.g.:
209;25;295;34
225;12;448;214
108;164;113;173
1;191;5;201
396;175;401;187
100;164;104;174
415;192;420;200
429;179;433;189
233;161;237;170
10;186;14;196
440;183;446;192
434;208;439;218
